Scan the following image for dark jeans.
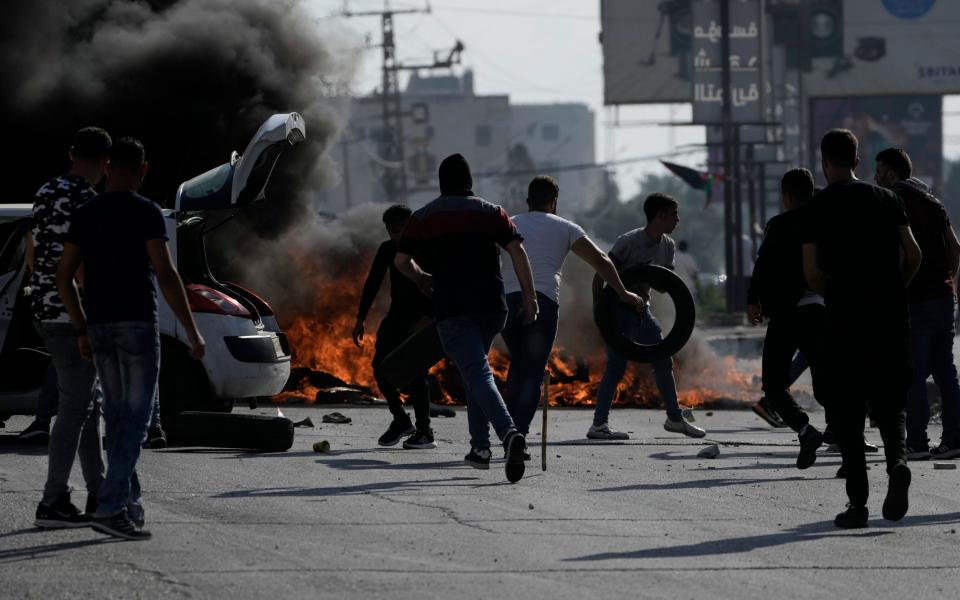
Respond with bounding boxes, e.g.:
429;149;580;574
907;296;960;446
372;314;430;430
595;305;681;424
36;322;105;505
825;308;910;507
436;313;515;449
501;292;559;435
88;322;159;518
761;304;831;433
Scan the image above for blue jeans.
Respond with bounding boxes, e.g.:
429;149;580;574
88;322;160;518
907;296;960;446
501;293;558;435
594;306;681;425
436;313;516;449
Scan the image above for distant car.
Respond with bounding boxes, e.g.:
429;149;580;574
0;113;304;426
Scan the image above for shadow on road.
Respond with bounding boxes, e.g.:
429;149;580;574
0;435;47;456
212;475;482;499
565;512;960;562
590;476;806;492
0;529;113;563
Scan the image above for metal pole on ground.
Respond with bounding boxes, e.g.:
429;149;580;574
541;372;550;472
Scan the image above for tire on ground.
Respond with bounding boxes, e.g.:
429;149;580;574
168;411;294;452
594;264;696;363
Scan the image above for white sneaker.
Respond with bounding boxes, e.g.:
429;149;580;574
663;416;706;438
586;423;630;440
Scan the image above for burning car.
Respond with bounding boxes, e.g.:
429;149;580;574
0;113;304;427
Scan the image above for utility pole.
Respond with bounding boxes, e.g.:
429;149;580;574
720;0;735;313
343;1;430;204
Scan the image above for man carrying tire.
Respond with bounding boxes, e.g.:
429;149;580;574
394;153;537;483
590;193;705;439
58;138;205;540
500;176;643;438
354;205;435;449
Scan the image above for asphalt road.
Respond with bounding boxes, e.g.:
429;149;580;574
2;406;959;599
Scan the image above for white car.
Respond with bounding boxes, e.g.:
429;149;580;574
0;113;303;426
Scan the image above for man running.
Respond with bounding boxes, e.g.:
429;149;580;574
354;205;435;449
802;129;921;528
394;153;537;483
875;147;960;460
500;176;643;438
590;193;705;439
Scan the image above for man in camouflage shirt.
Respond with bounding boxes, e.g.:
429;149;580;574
30;127;111;529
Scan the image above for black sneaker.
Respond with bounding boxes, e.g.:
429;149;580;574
144;426;166;450
930;438;960;460
797;427;823;469
464;447;491;470
91;512;151;541
18;418;50;443
835;504;868;529
378;417;415;447
906;442;931;461
503;430;527;483
402;428;437;449
35;497;91;529
882;463;911;522
836;464;847;479
752;398;788;428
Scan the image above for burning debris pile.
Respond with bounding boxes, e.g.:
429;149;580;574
254;206;764;409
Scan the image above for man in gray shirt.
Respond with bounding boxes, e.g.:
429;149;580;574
590;193;706;439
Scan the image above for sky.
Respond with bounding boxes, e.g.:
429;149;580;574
311;0;960;200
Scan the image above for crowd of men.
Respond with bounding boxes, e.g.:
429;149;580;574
22;125;959;540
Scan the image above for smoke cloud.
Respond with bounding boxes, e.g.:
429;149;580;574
1;0;357;232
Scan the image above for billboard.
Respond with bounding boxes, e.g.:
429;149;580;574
809;95;942;189
601;0;960;105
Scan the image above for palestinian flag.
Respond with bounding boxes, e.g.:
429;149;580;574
660;160;716;207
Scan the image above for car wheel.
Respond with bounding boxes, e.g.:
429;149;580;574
167;411;294;452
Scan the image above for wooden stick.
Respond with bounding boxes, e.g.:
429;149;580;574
541;372;550;472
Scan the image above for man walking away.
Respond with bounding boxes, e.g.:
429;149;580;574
747;168;830;470
802;129;921;528
30;127;109;528
875;148;960;461
591;193;706;439
354;205;435;449
395;153;538;483
58;138;205;540
501;176;643;438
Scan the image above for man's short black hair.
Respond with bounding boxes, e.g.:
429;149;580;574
643;192;679;222
820;128;859;169
382;204;412;226
72;126;112;160
781;168;815;205
875;147;912;180
527;175;559;210
109;137;146;172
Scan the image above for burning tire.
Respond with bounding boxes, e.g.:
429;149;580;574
595;264;695;363
167;411;294;452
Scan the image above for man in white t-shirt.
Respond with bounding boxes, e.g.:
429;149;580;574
501;176;643;438
591;193;706;439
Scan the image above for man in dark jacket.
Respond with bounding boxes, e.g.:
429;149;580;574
353;205;435;449
748;168;829;469
875;148;960;460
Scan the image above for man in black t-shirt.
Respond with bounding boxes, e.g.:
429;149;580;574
801;129;922;528
875;148;960;460
353;205;434;449
58;138;205;541
394;154;538;483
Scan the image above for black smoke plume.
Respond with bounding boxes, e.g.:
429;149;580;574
1;0;355;234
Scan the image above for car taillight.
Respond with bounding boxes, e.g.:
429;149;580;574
186;284;250;317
